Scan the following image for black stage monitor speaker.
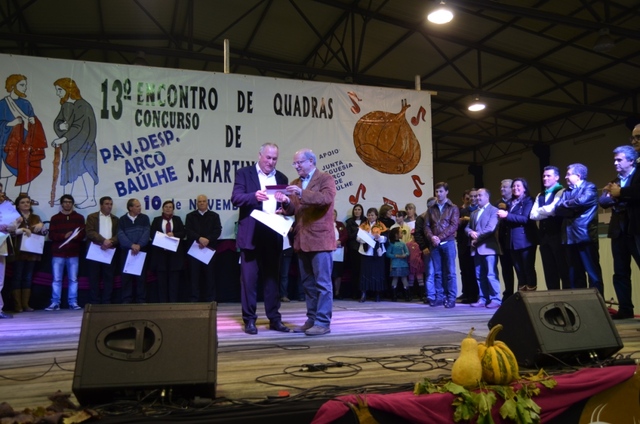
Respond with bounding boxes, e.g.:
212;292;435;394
487;289;623;368
73;302;217;405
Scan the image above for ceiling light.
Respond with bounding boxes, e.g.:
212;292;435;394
468;98;486;112
428;1;454;24
593;28;615;53
133;51;149;66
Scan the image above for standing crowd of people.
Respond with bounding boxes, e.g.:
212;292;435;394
1;129;639;329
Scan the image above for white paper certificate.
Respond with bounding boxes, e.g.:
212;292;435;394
59;227;82;249
123;250;146;276
0;201;20;227
187;240;215;264
332;246;344;262
152;231;180;252
20;233;45;254
250;209;294;237
357;228;376;248
86;243;116;264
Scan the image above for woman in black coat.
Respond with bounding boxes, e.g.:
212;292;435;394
150;200;186;302
497;178;539;291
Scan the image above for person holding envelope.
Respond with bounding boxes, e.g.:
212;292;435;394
10;193;45;312
185;194;221;303
46;194;85;311
85;196;119;304
231;143;290;335
117;198;150;304
150;200;185;302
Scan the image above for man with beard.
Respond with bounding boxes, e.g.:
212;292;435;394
0;74;47;201
51;78;98;209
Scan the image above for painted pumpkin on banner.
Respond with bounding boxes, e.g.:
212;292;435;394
353;100;421;174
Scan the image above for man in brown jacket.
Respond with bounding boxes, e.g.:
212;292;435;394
276;149;336;336
424;182;459;308
85;196;119;304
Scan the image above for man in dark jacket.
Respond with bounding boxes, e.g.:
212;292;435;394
555;163;604;296
529;166;570;290
185;194;222;303
424;182;459;308
600;146;640;319
231;143;289;335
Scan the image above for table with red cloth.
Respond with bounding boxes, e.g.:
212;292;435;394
312;365;638;423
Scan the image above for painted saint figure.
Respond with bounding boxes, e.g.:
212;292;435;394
51;78;98;209
0;74;47;201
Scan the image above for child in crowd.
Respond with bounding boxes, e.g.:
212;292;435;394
386;227;409;301
406;229;424;301
405;203;417;231
390;210;412;243
332;210;348;299
357;207;388;302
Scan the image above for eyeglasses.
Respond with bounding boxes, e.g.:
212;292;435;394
629;135;640;143
292;159;309;167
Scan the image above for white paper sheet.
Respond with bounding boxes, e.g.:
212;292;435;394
250;209;294;237
20;233;45;254
0;201;20;227
187;240;215;264
86;242;116;264
152;231;180;252
332;246;344;262
123;250;146;276
357;228;376;248
58;227;82;249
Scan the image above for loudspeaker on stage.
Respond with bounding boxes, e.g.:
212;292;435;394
488;289;623;367
73;302;217;405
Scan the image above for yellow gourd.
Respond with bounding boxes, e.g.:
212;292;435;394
451;327;482;389
477;324;520;385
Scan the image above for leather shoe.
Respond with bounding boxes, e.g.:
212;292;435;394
293;320;315;333
244;321;258;335
305;325;331;336
427;299;444;307
444;300;456;308
485;301;501;309
612;310;635;320
469;300;486;307
269;321;291;332
0;311;13;319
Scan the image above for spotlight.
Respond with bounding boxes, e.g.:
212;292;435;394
593;28;615;53
468;98;486;112
428;1;454;24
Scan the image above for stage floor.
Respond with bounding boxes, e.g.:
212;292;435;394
1;297;639;421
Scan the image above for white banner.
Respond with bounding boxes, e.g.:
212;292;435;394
0;54;432;239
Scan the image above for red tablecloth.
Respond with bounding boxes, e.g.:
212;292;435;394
312;365;637;424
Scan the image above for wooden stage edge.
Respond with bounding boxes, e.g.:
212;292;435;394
0;298;639;421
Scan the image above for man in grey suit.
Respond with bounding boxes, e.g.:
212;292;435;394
465;188;502;309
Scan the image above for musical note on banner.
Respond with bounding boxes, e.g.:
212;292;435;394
349;183;367;205
383;197;398;215
410;106;426;126
347;91;362;114
411;175;425;197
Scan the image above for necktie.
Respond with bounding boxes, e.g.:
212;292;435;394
166;219;172;234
